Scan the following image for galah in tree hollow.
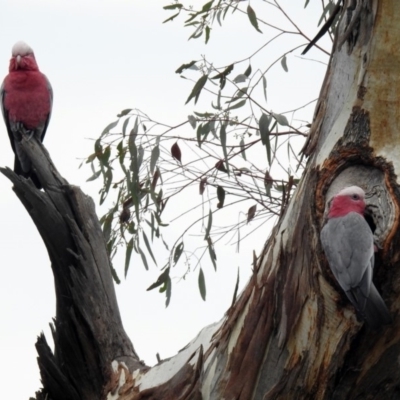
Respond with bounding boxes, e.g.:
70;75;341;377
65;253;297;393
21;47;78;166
320;186;391;329
1;41;53;189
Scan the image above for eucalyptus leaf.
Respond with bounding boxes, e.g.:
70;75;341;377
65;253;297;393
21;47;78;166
175;60;197;74
101;120;118;137
173;241;184;265
262;76;267;102
138;247;149;270
231;268;240;307
233;74;247;83
219;124;230;175
244;64;252;77
240;138;246;161
259;113;271;165
247;5;262;33
150;145;160;174
125;238;134;277
273;113;289;126
198;268;206;301
204;209;213;240
205;26;211;44
281;55;288;72
142;231;157;265
185;74;208;104
226;99;246;111
188;115;197;129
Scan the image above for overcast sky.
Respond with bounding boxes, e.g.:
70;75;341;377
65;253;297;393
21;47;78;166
0;1;329;398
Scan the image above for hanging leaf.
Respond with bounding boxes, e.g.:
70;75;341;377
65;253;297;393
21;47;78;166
175;60;197;74
259;113;270;145
138;247;149;270
211;64;234;80
99;168;113;205
185;74;208;104
125;238;134;277
205;26;211;44
102;213;113;242
239;138;247;161
215;160;227;173
147;267;170;291
101;120;118;137
216;9;222;26
151;168;160;190
262;76;267;102
137;145;144;170
264;170;273;197
165;276;172;307
119;208;131;224
110;263;121;284
121;117;130;137
219;124;230;175
247;5;262;33
212;93;221;110
201;0;214;12
207;237;217;270
259;113;272;165
281;55;288;72
244;64;252;77
171;142;182;162
87;170;101;182
117;108;132;118
247;204;257;223
200;177;207;194
188;115;197;129
204;209;213;240
233;74;247;83
211;64;234;89
198;268;206;301
150;145;160;174
217;186;225;209
163;3;183;10
226;99;246;111
173;241;184;265
163;12;180;24
142;231;157;265
231;268;240;307
273;113;289;126
226;87;248;104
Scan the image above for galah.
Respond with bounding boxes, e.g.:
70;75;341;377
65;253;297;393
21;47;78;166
1;41;53;189
320;186;391;329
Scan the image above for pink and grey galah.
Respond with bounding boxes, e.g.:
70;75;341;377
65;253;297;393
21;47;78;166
320;186;391;329
1;41;53;189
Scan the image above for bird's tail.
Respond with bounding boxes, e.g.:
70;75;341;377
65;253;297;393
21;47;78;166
363;284;392;329
14;157;42;189
347;284;391;330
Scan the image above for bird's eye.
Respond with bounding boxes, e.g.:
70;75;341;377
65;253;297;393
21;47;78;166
352;194;359;200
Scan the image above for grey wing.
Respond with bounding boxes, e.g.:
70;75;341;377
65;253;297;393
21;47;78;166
40;74;53;141
321;212;374;293
0;79;17;153
0;80;4;120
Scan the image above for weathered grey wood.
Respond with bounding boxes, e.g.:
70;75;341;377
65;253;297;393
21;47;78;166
1;135;144;399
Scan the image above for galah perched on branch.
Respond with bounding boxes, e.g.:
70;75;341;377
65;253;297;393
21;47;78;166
321;186;391;329
0;41;53;189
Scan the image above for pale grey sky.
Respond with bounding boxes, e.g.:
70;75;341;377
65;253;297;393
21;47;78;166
0;1;329;398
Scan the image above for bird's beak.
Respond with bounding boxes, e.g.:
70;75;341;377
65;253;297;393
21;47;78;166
16;55;21;67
